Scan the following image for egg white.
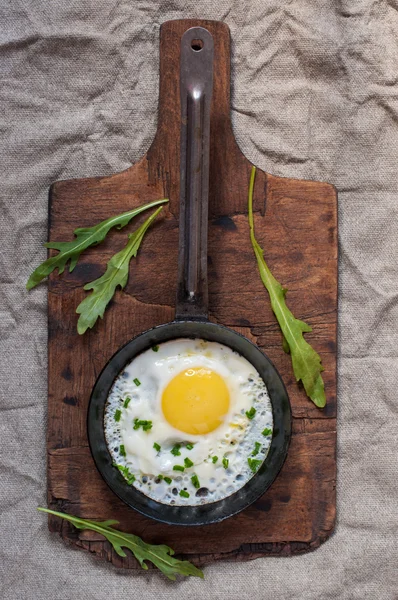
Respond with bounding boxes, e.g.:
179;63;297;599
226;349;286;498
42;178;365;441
105;339;273;505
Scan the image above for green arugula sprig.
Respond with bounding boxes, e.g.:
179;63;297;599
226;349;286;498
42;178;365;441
38;508;203;580
248;166;326;408
27;199;168;290
76;207;163;334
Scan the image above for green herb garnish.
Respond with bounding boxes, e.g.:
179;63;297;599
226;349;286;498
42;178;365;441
248;458;262;473
120;444;126;457
164;477;172;484
153;442;161;452
184;457;194;468
179;490;190;498
133;378;141;387
26;199;168;290
133;418;152;431
116;464;135;484
248;166;326;408
152;345;160;352
156;474;163;481
262;427;272;437
186;443;194;450
76;207;165;335
171;444;181;456
114;409;122;422
123;397;131;409
245;407;256;420
173;465;185;472
212;456;218;464
222;457;229;469
37;507;203;580
251;442;261;456
191;474;200;489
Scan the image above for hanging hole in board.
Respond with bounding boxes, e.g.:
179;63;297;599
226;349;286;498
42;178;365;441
191;39;204;52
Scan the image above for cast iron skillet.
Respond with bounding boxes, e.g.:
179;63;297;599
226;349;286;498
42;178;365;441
88;26;291;526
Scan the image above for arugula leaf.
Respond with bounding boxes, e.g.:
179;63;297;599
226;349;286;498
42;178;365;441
37;507;203;580
76;206;163;334
248;166;326;408
26;198;168;290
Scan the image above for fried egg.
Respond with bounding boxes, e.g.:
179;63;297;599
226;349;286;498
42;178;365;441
105;339;273;505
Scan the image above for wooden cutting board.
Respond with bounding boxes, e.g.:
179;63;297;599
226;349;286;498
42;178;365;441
47;19;337;569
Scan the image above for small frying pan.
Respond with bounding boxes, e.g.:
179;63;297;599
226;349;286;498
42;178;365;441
88;26;291;526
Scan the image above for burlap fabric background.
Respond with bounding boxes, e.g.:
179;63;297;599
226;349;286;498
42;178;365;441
1;1;398;598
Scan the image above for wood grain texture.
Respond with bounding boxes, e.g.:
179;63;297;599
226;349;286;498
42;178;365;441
47;19;337;569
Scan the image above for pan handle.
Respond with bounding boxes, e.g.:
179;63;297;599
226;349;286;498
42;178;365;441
175;27;214;321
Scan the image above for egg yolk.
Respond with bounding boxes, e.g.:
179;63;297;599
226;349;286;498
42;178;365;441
161;367;230;435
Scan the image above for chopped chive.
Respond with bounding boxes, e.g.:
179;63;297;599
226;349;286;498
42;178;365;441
262;427;272;437
184;457;194;468
133;378;141;386
173;465;185;472
156;474;164;481
252;442;262;456
123;397;131;409
179;490;190;498
222;457;229;469
171;444;181;456
245;407;256;420
119;444;126;457
133;418;152;431
164;476;172;484
152;345;160;352
116;464;135;484
248;458;262;473
186;443;194;450
212;456;218;464
114;409;122;422
153;442;161;452
191;474;200;489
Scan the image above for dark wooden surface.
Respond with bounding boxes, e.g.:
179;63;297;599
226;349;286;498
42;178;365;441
47;19;338;569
